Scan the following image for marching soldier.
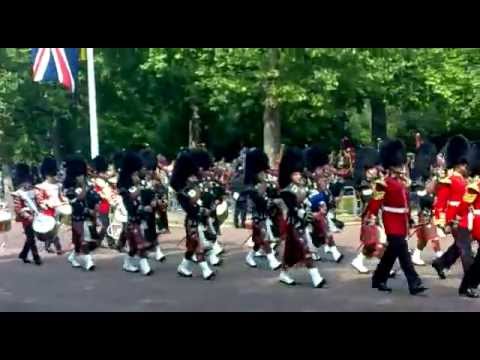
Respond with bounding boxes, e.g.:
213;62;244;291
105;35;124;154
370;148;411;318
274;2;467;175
432;136;473;280
63;156;100;271
277;147;327;288
304;145;344;263
351;147;386;274
171;149;216;280
410;140;443;266
365;140;427;295
243;148;282;270
34;156;65;255
139;148;166;262
12;164;42;265
117;151;154;276
457;142;480;297
91;155;115;248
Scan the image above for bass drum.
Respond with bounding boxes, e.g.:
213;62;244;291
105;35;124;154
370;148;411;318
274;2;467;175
33;214;56;241
0;210;12;233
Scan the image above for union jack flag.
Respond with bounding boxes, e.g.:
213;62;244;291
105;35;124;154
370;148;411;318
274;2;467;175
31;48;79;93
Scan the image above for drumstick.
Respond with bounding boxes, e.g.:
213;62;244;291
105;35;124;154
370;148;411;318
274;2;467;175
176;236;186;247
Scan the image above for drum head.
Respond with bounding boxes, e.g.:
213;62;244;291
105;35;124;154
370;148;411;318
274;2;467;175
33;215;56;234
57;205;72;216
216;201;228;216
0;211;12;222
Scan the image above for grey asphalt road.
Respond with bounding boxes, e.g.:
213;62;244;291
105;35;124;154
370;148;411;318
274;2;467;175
0;215;478;312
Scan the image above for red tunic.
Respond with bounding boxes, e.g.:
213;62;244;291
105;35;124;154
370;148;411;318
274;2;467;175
365;176;410;237
458;180;480;239
446;173;467;226
92;178;111;215
13;195;33;227
34;182;65;217
433;180;450;227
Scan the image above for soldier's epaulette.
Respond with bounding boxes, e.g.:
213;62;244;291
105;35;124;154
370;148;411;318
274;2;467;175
372;190;385;201
374;178;387;189
463;192;477;204
467;181;480;194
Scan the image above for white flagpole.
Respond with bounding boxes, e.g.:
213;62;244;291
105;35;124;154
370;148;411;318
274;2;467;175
86;48;99;159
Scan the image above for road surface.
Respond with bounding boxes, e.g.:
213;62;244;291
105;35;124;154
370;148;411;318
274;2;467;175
0;214;477;312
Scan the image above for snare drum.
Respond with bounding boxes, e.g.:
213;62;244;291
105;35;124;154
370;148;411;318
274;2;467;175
0;210;12;233
56;204;72;226
33;214;56;241
216;201;229;225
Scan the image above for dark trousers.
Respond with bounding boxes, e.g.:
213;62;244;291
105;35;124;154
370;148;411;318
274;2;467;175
373;234;420;287
97;214;109;241
45;234;62;253
460;249;480;290
157;210;169;232
19;224;39;260
234;197;247;228
436;227;473;272
72;221;91;254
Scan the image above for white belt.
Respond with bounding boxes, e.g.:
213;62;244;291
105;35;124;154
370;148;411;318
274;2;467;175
473;209;480;216
448;201;460;207
383;206;409;214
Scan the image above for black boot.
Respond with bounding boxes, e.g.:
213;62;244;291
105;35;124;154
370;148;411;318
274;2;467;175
33;254;42;266
18;253;31;264
372;281;392;292
409;279;428;295
432;260;446;280
459;288;480;298
53;237;63;255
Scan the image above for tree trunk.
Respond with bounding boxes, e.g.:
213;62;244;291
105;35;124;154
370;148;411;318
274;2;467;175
263;99;281;167
189;104;201;149
370;98;387;144
263;48;281;166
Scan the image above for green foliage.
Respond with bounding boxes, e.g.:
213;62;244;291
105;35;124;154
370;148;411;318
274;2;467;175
2;48;480;163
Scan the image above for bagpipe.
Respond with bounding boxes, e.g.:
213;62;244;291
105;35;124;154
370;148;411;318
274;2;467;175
199;177;229;228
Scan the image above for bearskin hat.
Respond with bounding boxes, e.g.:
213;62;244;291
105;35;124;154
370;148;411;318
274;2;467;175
353;147;379;187
112;151;125;171
40;156;58;178
117;151;143;190
170;150;198;192
91;155;109;173
139;149;157;171
279;147;305;189
62;156;87;188
120;151;143;175
244;148;270;185
190;149;213;171
13;163;32;188
413;141;437;181
64;156;87;178
445;135;470;169
469;141;480;176
380;140;406;169
304;145;329;172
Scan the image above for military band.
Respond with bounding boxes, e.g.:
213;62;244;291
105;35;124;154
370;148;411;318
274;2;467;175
6;133;480;299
